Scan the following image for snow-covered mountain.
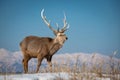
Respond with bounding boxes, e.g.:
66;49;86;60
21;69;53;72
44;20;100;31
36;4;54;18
0;48;120;73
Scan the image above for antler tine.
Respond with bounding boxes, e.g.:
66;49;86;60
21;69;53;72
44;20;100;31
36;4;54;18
56;23;60;31
41;9;57;33
60;13;69;32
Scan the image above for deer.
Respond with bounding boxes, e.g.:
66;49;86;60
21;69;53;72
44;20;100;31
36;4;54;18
20;9;69;73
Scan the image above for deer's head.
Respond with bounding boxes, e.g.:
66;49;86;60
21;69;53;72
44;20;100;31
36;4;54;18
41;9;69;45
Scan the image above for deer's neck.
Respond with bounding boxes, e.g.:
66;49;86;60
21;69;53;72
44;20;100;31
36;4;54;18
53;37;64;46
49;40;63;55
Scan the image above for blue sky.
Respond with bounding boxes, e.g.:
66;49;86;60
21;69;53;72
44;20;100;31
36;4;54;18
0;0;120;58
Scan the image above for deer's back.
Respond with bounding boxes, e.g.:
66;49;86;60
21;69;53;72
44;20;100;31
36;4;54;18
20;36;53;56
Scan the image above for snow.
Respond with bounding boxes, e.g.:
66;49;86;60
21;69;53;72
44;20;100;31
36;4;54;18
0;49;120;73
0;72;70;80
95;78;110;80
0;72;116;80
0;49;120;80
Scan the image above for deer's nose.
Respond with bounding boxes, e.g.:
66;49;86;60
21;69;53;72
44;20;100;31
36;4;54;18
66;37;68;40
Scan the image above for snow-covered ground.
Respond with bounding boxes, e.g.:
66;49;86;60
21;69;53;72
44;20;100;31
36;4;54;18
0;72;111;80
0;48;120;73
1;73;70;80
0;48;120;80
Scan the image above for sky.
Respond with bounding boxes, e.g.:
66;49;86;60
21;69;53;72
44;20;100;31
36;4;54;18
0;0;120;58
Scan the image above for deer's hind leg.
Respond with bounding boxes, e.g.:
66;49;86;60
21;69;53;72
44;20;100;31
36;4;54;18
22;52;31;73
36;54;44;73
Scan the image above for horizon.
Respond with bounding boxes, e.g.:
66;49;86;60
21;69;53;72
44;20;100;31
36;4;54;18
0;0;120;58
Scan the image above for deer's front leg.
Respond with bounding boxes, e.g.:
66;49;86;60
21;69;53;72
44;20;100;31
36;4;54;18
47;55;52;72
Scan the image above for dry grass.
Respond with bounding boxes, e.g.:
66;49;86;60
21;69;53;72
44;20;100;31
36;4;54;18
46;52;120;80
0;52;120;80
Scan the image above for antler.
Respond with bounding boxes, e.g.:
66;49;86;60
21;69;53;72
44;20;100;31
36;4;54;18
41;9;69;34
60;13;69;32
41;9;57;34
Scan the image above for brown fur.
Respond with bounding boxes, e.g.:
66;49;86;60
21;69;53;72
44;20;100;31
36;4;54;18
20;35;67;73
20;9;69;73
